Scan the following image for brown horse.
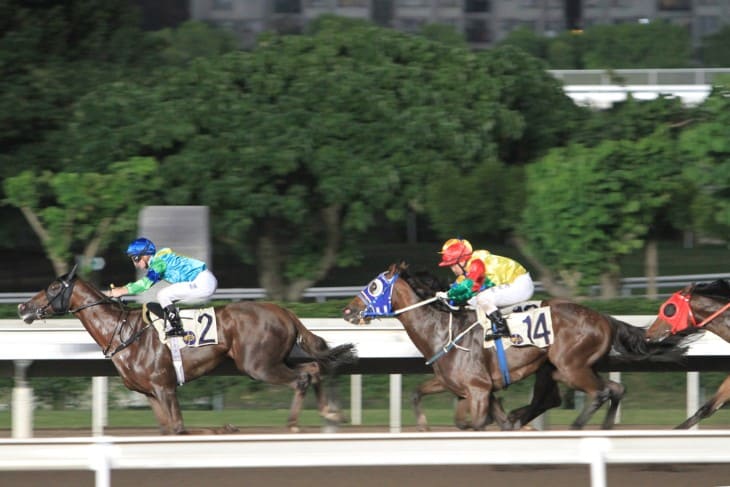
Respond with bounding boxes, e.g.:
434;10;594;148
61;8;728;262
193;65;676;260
17;266;357;434
646;279;730;428
343;262;684;430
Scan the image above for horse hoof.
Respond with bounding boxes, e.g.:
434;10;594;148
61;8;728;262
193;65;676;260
222;424;239;433
322;411;343;423
289;425;301;433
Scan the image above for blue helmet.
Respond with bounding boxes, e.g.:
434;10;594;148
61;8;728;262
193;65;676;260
126;237;156;257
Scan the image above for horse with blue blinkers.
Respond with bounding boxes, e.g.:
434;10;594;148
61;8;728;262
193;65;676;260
343;262;686;430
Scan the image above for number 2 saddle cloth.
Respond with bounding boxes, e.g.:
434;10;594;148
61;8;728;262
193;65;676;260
478;301;554;350
142;302;219;348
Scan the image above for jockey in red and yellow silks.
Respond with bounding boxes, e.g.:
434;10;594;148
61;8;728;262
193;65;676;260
438;238;534;341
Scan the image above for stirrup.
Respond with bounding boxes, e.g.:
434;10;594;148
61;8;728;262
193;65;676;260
166;327;186;337
484;330;509;342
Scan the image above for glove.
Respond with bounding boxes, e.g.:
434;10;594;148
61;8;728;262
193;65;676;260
447;278;475;304
435;291;449;300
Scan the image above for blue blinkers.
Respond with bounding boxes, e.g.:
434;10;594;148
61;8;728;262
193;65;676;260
359;272;399;318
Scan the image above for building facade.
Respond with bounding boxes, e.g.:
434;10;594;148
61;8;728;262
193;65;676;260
189;0;730;49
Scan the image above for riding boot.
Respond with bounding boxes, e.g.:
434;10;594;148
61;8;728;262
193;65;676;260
485;310;510;341
164;305;185;337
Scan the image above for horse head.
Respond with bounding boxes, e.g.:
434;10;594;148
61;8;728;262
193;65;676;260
342;262;405;324
18;264;80;323
646;280;730;342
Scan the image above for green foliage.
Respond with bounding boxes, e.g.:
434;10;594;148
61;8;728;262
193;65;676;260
678;86;730;240
3;158;163;275
502;22;693;69
520;134;682;291
0;0;161;179
150;20;238;65
580;22;692;69
699;25;730;67
497;27;550;61
417;22;467;47
572;96;691;147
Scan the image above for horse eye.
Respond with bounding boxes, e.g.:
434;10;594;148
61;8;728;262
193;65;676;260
368;279;384;296
663;303;676;317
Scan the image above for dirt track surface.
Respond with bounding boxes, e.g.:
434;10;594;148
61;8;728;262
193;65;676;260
3;427;730;487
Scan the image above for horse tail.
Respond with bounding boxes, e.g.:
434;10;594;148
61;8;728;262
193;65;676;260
292;317;358;375
609;316;687;363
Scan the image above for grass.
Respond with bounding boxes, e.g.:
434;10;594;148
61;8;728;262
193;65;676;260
3;406;730;431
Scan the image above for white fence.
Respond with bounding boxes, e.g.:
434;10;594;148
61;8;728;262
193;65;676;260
3;430;730;487
3;316;730;439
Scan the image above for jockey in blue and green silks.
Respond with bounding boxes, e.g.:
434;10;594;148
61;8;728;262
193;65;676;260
438;238;534;341
104;237;218;338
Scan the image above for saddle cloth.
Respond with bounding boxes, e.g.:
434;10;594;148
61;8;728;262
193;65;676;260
143;303;219;348
478;300;554;350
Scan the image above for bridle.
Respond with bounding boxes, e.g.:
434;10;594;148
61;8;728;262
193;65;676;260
39;268;150;357
659;286;730;334
356;271;441;320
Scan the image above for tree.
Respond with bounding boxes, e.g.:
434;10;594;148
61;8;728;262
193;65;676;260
64;16;523;299
699;25;730;67
423;45;581;239
497;26;549;61
519;133;680;298
0;0;163;255
677;85;730;242
3;158;163;276
580;21;692;69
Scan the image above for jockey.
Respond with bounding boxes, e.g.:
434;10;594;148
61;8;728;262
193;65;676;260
438;238;534;341
104;237;218;337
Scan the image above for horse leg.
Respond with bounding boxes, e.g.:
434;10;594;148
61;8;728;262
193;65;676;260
508;363;562;429
556;368;610;430
600;380;625;429
147;387;186;435
412;376;448;431
677;374;730;429
486;392;512;430
468;387;494;430
303;362;343;424
454;397;471;430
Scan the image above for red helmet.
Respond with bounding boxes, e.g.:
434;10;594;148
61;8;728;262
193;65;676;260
438;238;473;267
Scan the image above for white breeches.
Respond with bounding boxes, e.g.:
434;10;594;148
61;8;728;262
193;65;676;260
157;269;218;308
469;273;535;315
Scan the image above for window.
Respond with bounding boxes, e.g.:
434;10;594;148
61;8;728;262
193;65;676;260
373;0;394;25
212;0;233;11
398;17;427;31
274;0;302;13
697;16;720;36
465;0;490;13
465;18;491;42
658;0;691;10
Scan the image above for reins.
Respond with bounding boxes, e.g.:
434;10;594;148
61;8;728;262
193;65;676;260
696;300;730;328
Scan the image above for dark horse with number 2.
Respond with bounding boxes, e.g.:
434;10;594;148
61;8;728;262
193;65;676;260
18;266;357;434
343;262;686;430
646;279;730;429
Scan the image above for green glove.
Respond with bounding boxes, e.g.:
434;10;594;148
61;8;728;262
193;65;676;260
447;278;475;304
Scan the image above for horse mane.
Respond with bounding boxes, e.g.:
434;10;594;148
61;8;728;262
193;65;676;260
693;279;730;302
398;263;467;315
